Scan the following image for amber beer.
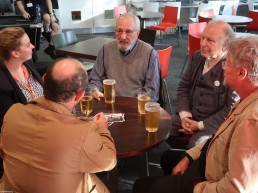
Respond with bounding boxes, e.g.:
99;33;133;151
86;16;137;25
137;88;151;114
145;102;160;132
103;79;116;104
138;95;150;114
80;96;93;116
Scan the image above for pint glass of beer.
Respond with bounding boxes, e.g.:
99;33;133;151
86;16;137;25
145;102;160;132
103;79;116;104
80;89;93;116
137;88;151;114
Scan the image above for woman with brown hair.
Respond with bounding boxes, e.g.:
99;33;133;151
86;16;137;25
0;27;43;127
0;27;44;176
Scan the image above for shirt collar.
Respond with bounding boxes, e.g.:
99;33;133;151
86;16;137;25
119;41;138;56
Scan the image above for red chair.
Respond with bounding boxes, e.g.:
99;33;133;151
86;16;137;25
198;15;212;23
181;22;207;77
198;8;214;23
149;6;179;47
245;10;258;33
114;5;127;19
157;46;173;114
199;8;214;17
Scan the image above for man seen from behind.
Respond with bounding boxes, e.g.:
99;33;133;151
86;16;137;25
0;58;117;193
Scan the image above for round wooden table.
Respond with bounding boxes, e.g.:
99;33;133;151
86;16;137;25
92;96;172;158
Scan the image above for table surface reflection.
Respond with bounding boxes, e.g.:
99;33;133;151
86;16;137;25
55;37;114;60
92;97;172;158
211;15;253;25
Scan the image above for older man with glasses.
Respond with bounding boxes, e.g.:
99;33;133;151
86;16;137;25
133;36;258;193
89;13;160;102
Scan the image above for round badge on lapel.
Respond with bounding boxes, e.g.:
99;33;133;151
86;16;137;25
214;80;220;87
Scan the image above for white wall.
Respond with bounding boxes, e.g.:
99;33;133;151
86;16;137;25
57;0;119;33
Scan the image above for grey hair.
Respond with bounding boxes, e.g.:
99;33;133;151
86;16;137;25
116;12;141;31
207;20;235;49
228;36;258;84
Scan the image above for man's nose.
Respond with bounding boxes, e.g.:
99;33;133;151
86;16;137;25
120;32;127;39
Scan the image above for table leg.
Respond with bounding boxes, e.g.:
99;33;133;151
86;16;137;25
146;152;150;176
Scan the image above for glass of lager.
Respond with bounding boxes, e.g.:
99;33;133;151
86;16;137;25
145;102;160;132
80;88;93;117
103;79;116;104
137;88;151;114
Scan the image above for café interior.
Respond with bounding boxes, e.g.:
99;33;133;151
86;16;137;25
0;0;258;192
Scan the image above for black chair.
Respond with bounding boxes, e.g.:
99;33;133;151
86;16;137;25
52;31;94;73
138;28;156;47
52;30;78;50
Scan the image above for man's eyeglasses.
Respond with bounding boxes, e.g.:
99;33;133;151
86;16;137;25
115;29;137;36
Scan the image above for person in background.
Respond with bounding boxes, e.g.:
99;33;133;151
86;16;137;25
0;27;43;177
89;13;160;102
167;20;239;150
133;36;258;193
17;0;59;58
0;58;117;193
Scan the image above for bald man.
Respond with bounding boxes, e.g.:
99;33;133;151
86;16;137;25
0;58;117;193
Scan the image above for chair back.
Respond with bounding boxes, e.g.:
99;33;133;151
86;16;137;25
207;1;221;15
188;34;202;59
138;28;156;47
164;2;181;20
199;8;214;17
222;0;239;15
157;46;173;79
188;22;207;58
198;15;212;23
162;6;178;25
114;5;127;19
52;31;78;49
195;3;214;21
143;2;159;12
246;10;258;31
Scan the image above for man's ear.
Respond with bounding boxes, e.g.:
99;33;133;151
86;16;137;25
75;90;84;102
136;30;140;38
239;67;248;80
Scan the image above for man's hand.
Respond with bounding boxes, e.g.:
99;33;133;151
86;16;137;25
180;117;199;134
92;90;104;101
172;156;190;175
94;112;108;129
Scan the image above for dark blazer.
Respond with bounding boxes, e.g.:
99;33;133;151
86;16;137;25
176;51;238;135
0;59;43;127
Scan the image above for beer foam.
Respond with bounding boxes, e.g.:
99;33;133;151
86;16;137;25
103;79;116;85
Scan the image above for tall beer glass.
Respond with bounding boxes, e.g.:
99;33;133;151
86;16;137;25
80;89;93;116
145;102;160;132
103;79;116;104
137;88;151;114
